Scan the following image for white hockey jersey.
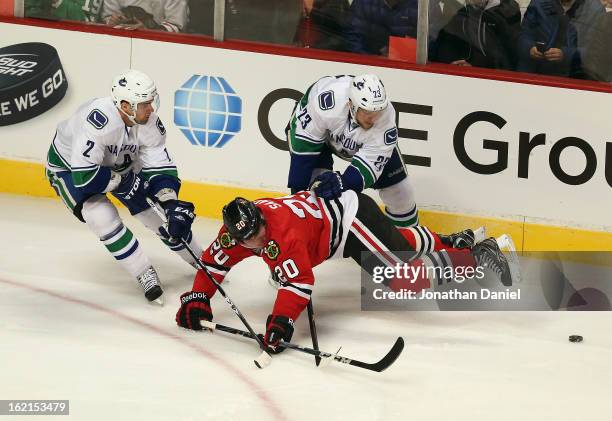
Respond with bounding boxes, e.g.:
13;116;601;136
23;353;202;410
288;75;399;189
46;96;176;193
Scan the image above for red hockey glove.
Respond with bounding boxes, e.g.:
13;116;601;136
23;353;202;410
263;314;295;354
176;291;212;330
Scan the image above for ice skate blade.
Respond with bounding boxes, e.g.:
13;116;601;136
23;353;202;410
496;234;522;284
150;296;164;306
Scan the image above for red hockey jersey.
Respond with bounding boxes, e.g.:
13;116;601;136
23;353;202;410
192;191;358;320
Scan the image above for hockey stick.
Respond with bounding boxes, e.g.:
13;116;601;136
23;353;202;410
270;271;320;366
306;301;321;366
145;197;272;368
201;320;405;373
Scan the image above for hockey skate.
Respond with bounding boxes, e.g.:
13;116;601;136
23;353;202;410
137;266;164;305
472;236;519;286
443;227;486;249
495;234;521;284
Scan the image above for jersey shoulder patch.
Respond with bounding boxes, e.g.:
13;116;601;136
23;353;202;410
264;240;281;260
156;117;166;135
384;127;398;145
87;109;109;130
219;232;236;249
318;90;335;111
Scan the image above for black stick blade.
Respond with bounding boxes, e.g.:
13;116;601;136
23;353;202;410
350;337;404;372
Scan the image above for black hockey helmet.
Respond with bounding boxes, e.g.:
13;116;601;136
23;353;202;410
222;197;263;241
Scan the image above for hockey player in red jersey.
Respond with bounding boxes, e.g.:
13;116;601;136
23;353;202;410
176;190;515;352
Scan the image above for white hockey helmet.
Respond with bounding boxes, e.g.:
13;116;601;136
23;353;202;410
111;69;159;124
349;74;389;118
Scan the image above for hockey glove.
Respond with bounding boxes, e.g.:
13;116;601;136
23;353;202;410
176;291;212;330
161;200;196;242
113;171;147;201
263;314;294;354
310;171;344;200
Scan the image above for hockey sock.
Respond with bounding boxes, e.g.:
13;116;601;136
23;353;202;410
398;226;448;253
82;196;151;278
384;205;419;228
99;223;151;278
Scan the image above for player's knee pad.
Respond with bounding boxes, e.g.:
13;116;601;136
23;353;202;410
81;195;122;238
378;177;418;227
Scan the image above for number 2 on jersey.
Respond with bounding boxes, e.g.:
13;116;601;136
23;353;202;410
282;193;322;219
210;240;229;265
274;258;300;284
83;140;95;158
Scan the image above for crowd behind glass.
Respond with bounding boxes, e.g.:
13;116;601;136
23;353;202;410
24;0;612;82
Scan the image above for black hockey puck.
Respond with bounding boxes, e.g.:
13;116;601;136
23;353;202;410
569;335;583;343
0;42;68;126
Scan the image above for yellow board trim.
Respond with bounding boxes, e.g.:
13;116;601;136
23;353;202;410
2;158;611;252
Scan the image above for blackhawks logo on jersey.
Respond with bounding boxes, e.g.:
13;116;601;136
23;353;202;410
219;232;236;249
264;240;280;260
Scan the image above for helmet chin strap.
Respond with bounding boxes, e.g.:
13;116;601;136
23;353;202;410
348;99;358;121
118;101;139;125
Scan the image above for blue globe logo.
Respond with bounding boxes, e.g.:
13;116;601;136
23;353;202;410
174;75;242;147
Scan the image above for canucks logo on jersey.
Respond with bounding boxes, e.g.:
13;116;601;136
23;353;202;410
87;109;108;130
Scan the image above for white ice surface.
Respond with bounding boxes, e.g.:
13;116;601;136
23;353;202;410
1;194;611;421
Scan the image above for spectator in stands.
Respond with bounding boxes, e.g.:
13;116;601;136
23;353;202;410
25;0;102;23
345;0;422;56
430;0;464;39
582;0;612;81
517;0;604;77
187;0;303;46
297;0;352;51
102;0;188;32
431;0;521;70
345;0;460;56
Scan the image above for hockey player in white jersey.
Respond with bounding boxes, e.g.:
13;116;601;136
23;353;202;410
45;69;202;304
287;74;419;230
